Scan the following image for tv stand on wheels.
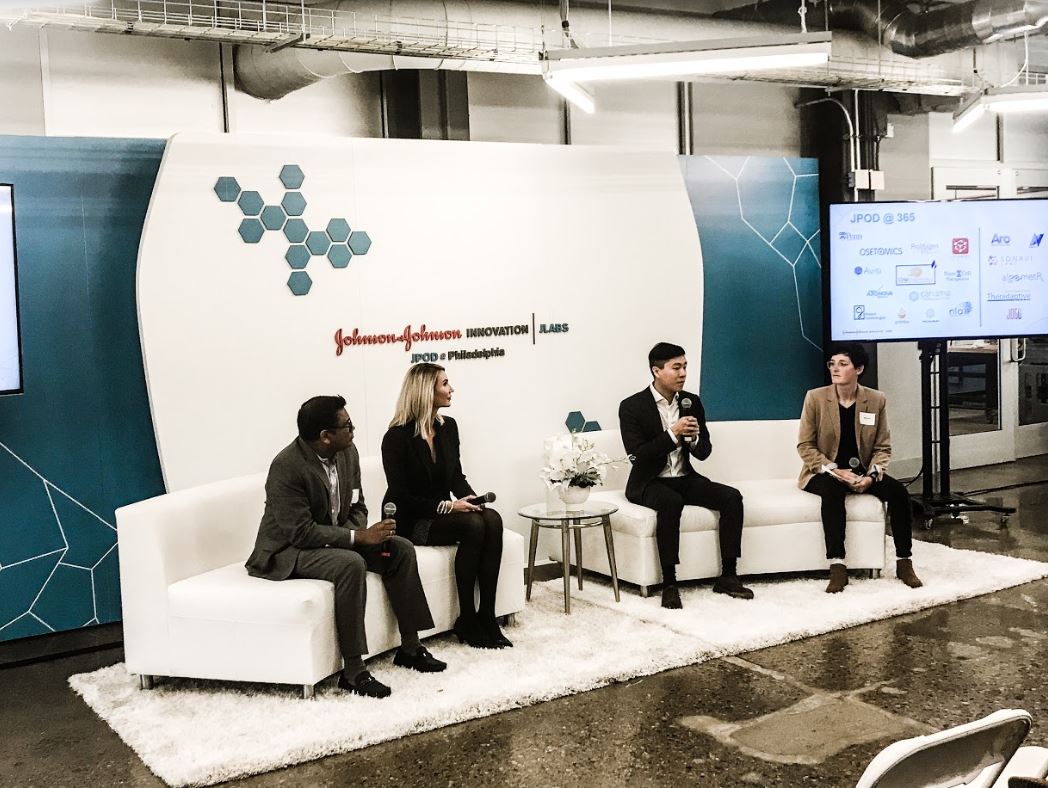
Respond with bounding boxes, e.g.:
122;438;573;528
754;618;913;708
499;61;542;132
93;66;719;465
912;340;1014;530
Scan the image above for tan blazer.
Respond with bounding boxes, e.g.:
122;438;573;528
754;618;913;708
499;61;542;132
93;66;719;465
797;384;892;489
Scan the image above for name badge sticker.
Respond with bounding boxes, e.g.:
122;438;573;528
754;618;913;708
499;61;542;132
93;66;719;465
351;488;360;503
860;412;876;426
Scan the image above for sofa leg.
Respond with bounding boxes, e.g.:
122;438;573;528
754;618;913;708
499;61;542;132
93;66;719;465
500;613;517;626
873;569;882;579
302;684;315;700
639;585;650;598
139;675;155;690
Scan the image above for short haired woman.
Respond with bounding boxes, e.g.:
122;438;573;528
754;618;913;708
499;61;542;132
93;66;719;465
797;343;923;593
382;363;510;648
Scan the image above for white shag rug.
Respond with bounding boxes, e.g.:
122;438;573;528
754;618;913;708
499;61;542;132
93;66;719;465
69;539;1048;787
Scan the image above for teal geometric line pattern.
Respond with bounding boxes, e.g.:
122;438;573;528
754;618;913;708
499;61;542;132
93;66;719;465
680;154;824;421
704;156;822;350
0;439;116;636
214;166;372;297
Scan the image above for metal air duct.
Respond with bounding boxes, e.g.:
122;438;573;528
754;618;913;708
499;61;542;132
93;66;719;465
716;0;1048;58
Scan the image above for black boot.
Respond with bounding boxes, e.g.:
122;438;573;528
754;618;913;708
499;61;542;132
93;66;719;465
481;615;513;648
453;615;497;649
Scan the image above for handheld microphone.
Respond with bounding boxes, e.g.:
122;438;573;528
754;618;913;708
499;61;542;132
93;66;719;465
848;457;868;477
471;492;496;507
680;397;693;444
381;502;396;558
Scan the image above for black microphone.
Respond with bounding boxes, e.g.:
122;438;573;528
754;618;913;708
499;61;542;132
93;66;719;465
470;492;496;507
381;502;396;558
679;397;693;444
848;457;868;476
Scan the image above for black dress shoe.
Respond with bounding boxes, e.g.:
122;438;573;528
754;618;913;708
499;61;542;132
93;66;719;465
453;616;498;649
393;645;447;673
661;584;683;609
337;671;391;698
712;575;754;600
481;616;513;648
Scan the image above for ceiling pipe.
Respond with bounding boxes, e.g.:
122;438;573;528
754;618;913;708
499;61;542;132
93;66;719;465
234;0;813;100
716;0;1048;59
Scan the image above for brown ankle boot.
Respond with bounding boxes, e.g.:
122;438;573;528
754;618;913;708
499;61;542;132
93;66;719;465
897;558;923;588
826;562;848;593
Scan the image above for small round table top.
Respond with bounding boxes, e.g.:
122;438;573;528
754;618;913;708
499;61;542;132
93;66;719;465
517;502;619;522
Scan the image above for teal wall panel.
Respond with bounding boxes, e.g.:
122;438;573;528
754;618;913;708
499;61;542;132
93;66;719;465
0;136;166;642
681;155;825;420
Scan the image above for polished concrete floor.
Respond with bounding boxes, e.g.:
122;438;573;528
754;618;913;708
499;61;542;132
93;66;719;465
4;459;1048;787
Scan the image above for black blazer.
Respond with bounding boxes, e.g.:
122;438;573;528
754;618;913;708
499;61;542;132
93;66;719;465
381;417;475;530
245;438;368;581
618;387;712;502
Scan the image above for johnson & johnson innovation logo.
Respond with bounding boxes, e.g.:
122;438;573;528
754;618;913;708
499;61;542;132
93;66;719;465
213;165;371;296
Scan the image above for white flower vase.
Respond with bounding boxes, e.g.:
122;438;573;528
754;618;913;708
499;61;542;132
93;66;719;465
557;485;590;510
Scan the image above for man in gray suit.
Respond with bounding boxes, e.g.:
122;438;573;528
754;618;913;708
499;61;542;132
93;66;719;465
246;395;446;698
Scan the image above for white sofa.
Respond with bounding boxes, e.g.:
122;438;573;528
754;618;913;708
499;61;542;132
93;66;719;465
117;455;525;698
550;420;886;596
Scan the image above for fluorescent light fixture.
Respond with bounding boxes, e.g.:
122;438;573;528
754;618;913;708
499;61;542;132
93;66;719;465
984;85;1048;113
543;33;832;83
953;84;1048;132
952;94;986;134
543;74;596;113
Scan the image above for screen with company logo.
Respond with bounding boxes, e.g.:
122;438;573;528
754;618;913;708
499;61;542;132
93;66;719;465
830;199;1048;341
0;184;21;395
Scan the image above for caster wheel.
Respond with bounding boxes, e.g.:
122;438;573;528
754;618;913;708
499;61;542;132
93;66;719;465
923;518;934;531
1000;515;1010;528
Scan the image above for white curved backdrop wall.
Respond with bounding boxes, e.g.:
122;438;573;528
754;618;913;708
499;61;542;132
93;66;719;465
137;132;704;532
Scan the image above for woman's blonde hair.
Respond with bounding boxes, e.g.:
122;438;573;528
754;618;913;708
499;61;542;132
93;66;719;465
390;362;446;439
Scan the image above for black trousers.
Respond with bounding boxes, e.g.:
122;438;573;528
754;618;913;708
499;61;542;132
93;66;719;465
804;473;913;560
637;474;744;572
412;508;503;620
291;536;434;660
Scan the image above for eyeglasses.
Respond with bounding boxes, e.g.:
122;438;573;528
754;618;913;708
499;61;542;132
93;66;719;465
327;423;354;432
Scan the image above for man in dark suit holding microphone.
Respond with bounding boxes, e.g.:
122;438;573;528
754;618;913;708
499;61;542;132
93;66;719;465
619;343;753;609
246;395;445;698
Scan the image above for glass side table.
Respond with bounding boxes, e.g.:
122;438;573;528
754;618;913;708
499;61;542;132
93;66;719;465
518;502;620;614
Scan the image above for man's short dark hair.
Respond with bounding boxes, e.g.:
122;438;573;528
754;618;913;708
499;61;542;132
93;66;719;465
297;395;347;441
829;342;869;372
649;342;686;374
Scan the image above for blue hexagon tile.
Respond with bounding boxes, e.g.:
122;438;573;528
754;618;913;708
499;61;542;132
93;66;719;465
348;230;371;255
213;177;241;202
327;244;352;269
285;245;310;270
582;420;601;432
279;164;305;190
237;190;264;217
281;191;307;217
327;218;351;242
238;218;264;244
260;205;287;231
565;411;586;433
214;166;372;295
283;218;309;244
287;271;312;296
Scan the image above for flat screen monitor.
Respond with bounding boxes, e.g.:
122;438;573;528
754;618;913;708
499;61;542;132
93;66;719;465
0;184;22;395
828;198;1048;342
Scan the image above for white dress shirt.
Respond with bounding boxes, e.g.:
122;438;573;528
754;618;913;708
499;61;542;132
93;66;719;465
318;454;354;545
651;384;687;478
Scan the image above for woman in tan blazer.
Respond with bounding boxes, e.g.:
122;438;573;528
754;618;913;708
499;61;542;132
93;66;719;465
797;343;923;593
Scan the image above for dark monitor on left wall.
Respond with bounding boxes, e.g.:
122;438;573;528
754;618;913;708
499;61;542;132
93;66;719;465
0;183;23;396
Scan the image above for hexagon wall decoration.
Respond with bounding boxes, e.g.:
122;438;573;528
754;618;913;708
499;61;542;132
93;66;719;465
213;166;373;296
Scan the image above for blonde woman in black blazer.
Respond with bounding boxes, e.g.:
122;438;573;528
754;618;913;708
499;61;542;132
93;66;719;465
381;363;510;649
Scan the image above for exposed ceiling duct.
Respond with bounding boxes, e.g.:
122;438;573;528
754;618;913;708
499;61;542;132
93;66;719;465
234;1;791;99
233;0;974;99
716;0;1048;59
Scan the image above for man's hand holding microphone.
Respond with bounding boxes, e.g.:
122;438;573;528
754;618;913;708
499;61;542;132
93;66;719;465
354;503;397;554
